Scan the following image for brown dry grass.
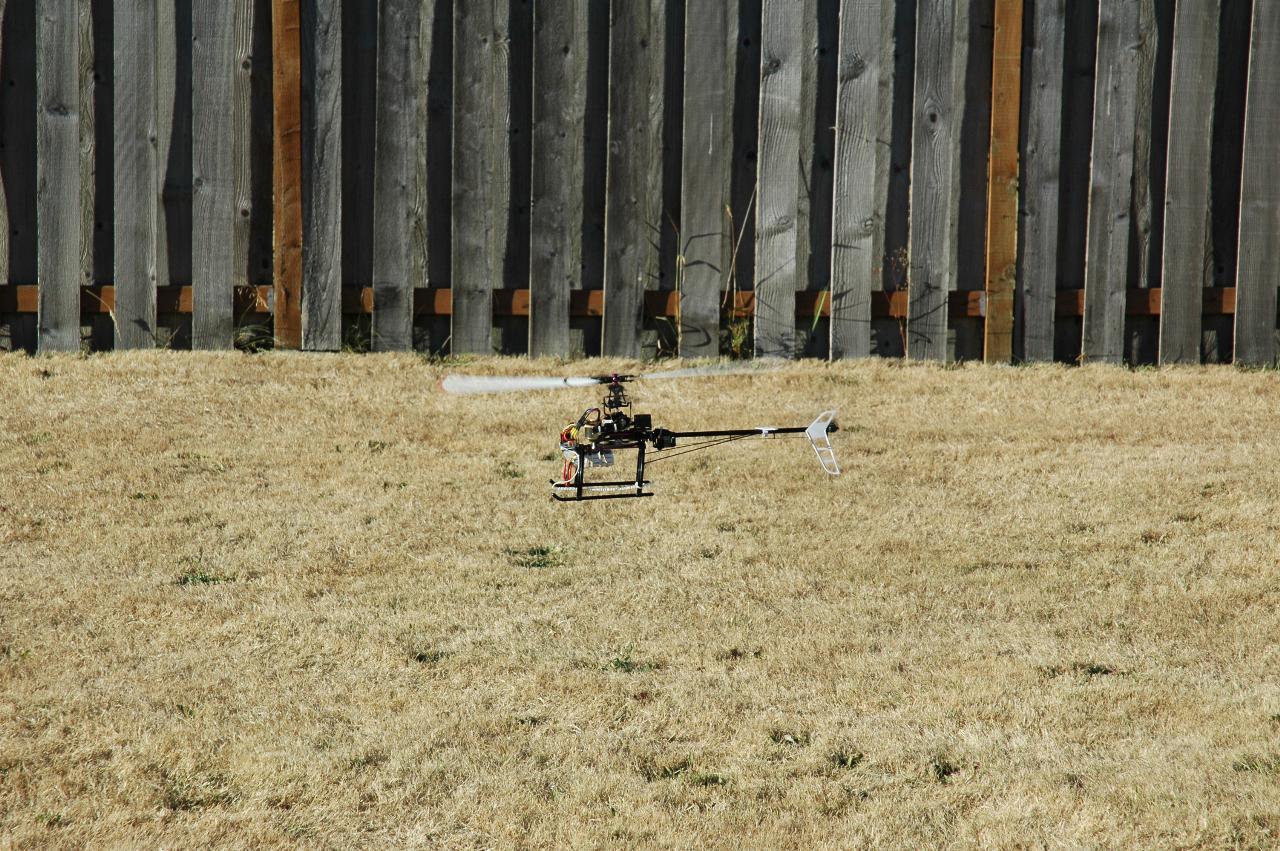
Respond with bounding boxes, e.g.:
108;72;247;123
1;352;1279;849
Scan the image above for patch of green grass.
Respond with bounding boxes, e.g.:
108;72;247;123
690;771;730;787
156;768;235;811
929;754;960;783
1232;753;1280;774
366;440;390;453
1038;661;1119;679
497;460;524;479
129;492;159;501
233;323;273;354
716;646;762;662
828;749;864;770
605;651;658;674
20;431;53;447
176;568;231;586
412;649;448;665
769;729;812;748
35;811;66;828
637;757;692;782
505;545;563;570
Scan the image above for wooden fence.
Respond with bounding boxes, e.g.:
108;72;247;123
0;0;1277;364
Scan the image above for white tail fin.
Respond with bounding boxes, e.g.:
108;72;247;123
806;411;840;476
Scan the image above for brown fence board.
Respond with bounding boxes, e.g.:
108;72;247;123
828;0;884;360
906;0;959;361
371;0;422;351
602;0;665;357
753;0;803;357
451;0;509;354
982;0;1021;363
114;0;159;348
1235;1;1280;365
529;0;586;358
300;0;342;350
1159;1;1218;364
36;0;82;352
272;0;303;348
1018;0;1064;362
677;0;731;358
1081;1;1140;364
192;0;239;349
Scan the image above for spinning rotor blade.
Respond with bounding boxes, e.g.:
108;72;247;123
440;360;788;396
439;375;607;395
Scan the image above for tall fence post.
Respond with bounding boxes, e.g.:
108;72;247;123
371;0;422;352
272;0;304;349
529;0;587;358
677;0;732;359
753;0;802;358
1235;2;1280;366
1018;0;1065;362
1081;1;1140;364
301;0;343;351
1159;2;1219;365
829;0;886;360
906;0;962;361
602;0;666;358
36;0;82;352
982;0;1021;364
452;0;509;355
192;0;238;349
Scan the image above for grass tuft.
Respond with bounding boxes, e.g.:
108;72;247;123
828;749;864;770
929;754;960;783
1232;753;1280;774
504;545;563;570
769;729;812;748
176;569;230;586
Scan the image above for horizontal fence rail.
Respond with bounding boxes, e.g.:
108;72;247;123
0;0;1276;364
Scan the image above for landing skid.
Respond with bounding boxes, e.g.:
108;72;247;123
550;479;653;501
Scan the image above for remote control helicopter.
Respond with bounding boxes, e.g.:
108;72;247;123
440;365;840;501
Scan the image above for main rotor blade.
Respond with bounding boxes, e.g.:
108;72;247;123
639;360;789;381
439;375;606;395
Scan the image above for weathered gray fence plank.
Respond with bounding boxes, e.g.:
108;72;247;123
36;0;82;352
829;0;884;359
192;0;238;349
77;0;93;290
452;0;509;354
371;0;421;351
753;0;802;358
529;0;586;358
1158;1;1218;365
0;0;8;286
1235;1;1280;366
677;0;731;358
1081;1;1139;364
114;0;159;348
300;0;342;351
602;0;665;357
231;0;253;291
906;0;959;361
1018;0;1064;362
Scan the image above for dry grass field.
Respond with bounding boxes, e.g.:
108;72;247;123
2;352;1279;848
